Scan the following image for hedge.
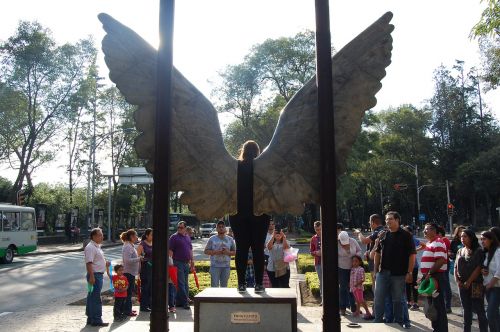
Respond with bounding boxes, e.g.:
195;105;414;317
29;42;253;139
299;253;374;296
305;271;373;296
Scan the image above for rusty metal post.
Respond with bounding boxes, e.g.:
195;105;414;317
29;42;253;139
150;0;175;331
314;0;340;331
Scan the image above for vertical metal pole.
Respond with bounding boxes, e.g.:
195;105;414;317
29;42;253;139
446;180;452;234
107;176;112;242
415;165;420;219
379;181;384;215
314;0;340;331
150;0;174;331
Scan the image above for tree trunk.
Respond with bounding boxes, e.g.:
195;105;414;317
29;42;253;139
471;192;477;227
485;194;493;226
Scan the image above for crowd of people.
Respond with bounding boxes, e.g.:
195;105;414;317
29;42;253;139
82;216;294;326
82;206;499;331
309;211;500;332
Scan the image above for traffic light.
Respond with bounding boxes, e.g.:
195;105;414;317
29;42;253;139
447;203;454;216
17;190;26;206
393;183;408;191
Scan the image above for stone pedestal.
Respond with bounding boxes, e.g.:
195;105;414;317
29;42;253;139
194;287;297;332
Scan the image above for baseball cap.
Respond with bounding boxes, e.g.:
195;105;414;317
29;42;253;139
338;231;350;245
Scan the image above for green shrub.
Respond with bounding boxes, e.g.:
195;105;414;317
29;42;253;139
194;260;235;273
297;253;316;273
305;271;373;296
294;237;312;244
188;270;238;297
305;272;321;296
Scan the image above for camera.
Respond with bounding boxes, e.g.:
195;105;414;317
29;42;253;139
275;226;282;233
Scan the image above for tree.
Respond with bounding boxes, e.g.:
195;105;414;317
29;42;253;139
223;96;284;156
429;61;499;226
99;86;139;233
471;0;500;90
478;37;500;90
0;176;12;202
247;30;316;102
471;0;500;37
212;30;316;129
0;21;96;201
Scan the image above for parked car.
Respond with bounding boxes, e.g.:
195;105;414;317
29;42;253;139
209;226;232;237
200;223;216;238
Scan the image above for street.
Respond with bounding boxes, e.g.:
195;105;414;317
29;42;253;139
0;238;210;315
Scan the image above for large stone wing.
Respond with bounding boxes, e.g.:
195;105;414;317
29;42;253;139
254;12;393;216
98;13;237;220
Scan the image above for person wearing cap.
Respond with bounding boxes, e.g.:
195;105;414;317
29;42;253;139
338;230;362;315
373;211;416;328
204;220;236;287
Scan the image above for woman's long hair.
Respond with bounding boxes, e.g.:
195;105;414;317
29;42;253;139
482;230;499;268
452;225;466;242
120;229;137;243
238;140;260;161
141;228;153;241
462;228;480;251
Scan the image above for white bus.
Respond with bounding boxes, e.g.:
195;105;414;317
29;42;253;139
0;204;37;263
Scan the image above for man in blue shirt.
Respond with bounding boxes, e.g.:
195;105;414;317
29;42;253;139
204;220;236;287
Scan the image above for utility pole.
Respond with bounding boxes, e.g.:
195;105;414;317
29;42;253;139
379;181;384;215
446;180;452;234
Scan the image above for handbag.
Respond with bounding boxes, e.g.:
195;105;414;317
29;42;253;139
471;282;484;299
423;297;438;321
274;259;288;278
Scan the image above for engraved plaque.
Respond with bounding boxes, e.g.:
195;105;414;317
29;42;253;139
231;312;261;324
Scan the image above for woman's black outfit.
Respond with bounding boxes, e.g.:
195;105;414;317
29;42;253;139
229;160;270;288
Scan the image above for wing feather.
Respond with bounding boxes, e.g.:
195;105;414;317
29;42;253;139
98;13;237;220
254;12;394;216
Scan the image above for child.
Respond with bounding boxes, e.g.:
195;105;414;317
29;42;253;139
349;255;373;319
112;264;129;320
168;255;177;313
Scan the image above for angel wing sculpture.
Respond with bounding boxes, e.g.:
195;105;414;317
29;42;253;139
98;12;393;220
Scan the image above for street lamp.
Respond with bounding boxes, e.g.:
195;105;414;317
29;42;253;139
386;159;420;218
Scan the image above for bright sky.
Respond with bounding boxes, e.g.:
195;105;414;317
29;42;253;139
1;0;499;185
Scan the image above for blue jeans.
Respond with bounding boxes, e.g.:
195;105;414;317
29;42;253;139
384;292;410;324
374;270;406;324
315;264;323;297
430;273;449;332
124;273;136;314
86;272;103;324
442;270;452;310
210;266;231;287
168;282;176;308
339;268;356;311
485;287;500;332
174;260;190;306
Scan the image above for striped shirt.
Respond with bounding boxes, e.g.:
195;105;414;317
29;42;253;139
420;238;447;274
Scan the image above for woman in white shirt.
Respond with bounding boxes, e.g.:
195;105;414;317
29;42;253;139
266;227;290;288
480;230;500;332
338;230;362;315
120;229;142;317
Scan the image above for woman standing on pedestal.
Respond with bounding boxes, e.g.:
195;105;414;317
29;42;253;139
229;140;270;293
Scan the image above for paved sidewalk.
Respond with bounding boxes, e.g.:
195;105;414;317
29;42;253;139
24;240;121;256
0;256;481;332
2;232;477;331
